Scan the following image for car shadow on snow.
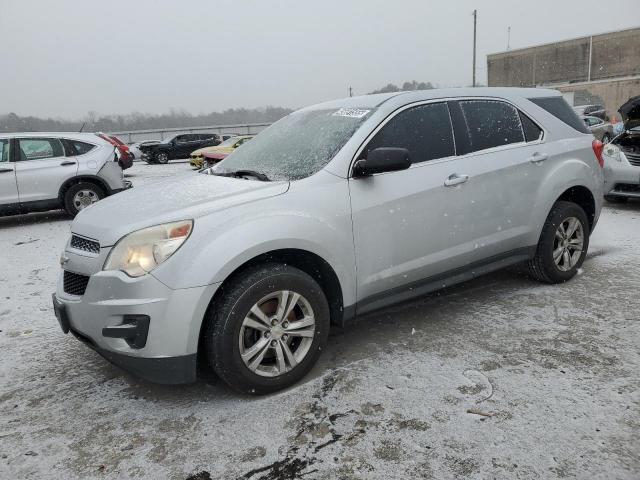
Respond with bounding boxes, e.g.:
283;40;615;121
0;210;69;229
603;198;640;211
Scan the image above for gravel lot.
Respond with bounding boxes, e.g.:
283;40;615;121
1;161;639;480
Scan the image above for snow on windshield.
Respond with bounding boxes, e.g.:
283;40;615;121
212;108;373;181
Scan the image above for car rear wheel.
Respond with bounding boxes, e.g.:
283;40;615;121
64;182;105;217
204;263;330;394
526;201;589;283
155;152;169;164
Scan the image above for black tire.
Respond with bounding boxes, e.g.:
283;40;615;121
204;263;330;395
63;182;105;217
155;151;169;164
604;195;628;204
526;201;590;284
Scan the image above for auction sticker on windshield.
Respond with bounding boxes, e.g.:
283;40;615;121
332;108;370;118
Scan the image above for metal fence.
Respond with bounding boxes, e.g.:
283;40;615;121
109;122;272;143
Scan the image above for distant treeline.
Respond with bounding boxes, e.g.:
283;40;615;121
0;81;435;133
369;80;434;94
0;106;293;134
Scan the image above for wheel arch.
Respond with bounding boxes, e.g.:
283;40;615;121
555;185;596;232
58;175;110;201
207;248;344;326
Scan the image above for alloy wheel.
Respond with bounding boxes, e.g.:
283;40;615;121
553;216;584;271
239;290;316;377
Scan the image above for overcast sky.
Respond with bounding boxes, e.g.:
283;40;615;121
1;0;638;118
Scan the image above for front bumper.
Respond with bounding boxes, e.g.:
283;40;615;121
53;292;196;384
190;156;204;168
53;249;219;384
604;153;640;198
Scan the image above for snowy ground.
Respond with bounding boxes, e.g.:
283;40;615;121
1;161;639;480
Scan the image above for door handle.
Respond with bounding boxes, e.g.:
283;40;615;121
528;152;548;163
0;167;13;173
60;161;76;166
444;173;469;187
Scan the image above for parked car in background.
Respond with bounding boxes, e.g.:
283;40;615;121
128;140;160;160
581;115;614;143
140;133;220;164
53;88;603;393
602;95;640;203
574;104;607;120
96;133;134;170
189;135;253;169
0;133;131;217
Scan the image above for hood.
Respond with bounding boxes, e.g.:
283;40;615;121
72;173;289;246
194;145;233;156
619;95;640;130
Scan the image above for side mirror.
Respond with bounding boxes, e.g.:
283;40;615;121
353;147;412;177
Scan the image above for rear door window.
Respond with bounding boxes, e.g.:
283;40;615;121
529;97;590;134
458;100;525;153
365;102;456;164
17;138;64;161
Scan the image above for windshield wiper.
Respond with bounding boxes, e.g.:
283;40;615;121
208;169;270;181
232;169;270;181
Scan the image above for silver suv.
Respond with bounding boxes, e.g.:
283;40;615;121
0;133;130;217
53;88;604;394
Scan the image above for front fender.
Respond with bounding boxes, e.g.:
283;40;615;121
152;172;357;307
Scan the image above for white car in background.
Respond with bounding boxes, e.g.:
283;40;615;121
128;140;160;160
0;133;131;217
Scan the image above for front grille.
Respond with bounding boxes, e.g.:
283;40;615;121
63;271;90;296
70;235;100;254
621;148;640;167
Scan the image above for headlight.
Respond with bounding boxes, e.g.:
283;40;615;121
603;144;621;162
104;220;193;277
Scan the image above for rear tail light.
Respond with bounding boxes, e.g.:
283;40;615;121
592;139;604;168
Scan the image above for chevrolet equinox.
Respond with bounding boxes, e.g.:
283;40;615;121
53;88;604;394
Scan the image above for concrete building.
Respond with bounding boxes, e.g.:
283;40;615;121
487;27;640;121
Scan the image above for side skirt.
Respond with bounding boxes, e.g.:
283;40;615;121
347;246;536;320
0;198;62;217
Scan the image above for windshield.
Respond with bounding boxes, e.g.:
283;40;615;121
211;108;373;181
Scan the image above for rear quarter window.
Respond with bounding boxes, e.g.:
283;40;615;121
529;97;590;134
70;140;96;155
519;112;543;142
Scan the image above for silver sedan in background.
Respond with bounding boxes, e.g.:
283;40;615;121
582;115;614;143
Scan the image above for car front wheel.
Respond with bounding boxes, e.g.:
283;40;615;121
204;263;330;394
526;201;589;283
